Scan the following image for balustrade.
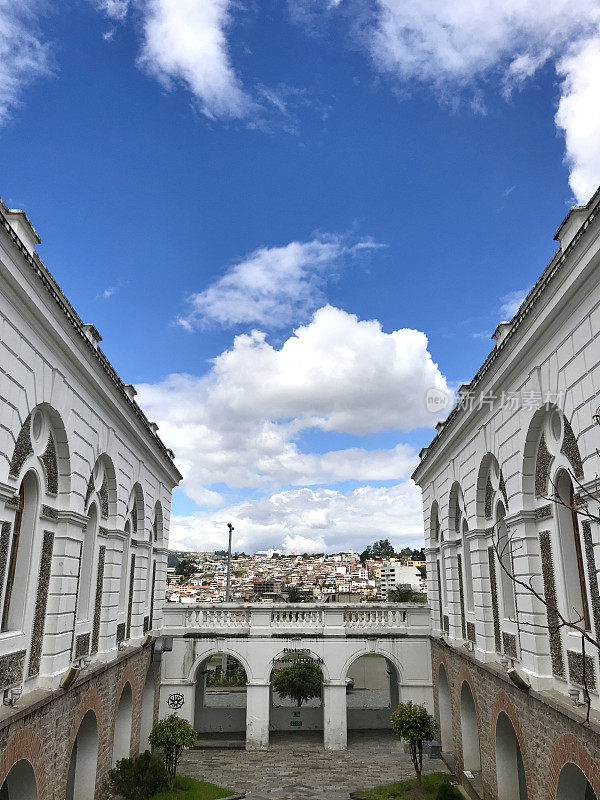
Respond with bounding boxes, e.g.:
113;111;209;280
164;602;429;637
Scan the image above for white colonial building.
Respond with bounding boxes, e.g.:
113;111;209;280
413;188;600;800
0;199;181;799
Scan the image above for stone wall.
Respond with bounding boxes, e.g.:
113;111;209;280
432;639;600;800
0;646;156;800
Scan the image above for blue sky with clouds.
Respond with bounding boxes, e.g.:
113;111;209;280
2;0;599;553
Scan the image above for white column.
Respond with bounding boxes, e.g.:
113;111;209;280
246;681;270;750
323;680;347;751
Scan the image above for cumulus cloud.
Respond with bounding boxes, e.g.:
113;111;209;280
177;234;382;330
137;0;252;120
0;1;51;125
310;0;600;203
137;305;450;505
169;481;425;553
555;38;600;204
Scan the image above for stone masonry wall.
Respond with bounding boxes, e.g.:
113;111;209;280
432;639;600;800
0;646;156;800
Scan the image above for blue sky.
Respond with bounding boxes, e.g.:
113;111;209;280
2;0;599;553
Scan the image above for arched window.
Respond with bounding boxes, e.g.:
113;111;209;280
0;758;39;800
77;503;97;621
460;681;481;774
555;470;590;630
496;712;527;800
496;503;516;621
1;471;39;632
437;664;453;754
556;763;598;800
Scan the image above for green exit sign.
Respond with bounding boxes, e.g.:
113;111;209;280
290;721;302;727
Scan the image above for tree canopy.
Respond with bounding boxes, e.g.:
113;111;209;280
272;661;322;707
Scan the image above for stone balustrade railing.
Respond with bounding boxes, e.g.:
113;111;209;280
162;602;430;637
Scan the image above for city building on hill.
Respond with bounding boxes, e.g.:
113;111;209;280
413;188;600;799
380;563;422;598
0;200;180;799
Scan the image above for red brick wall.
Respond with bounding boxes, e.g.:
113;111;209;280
431;640;600;800
0;646;157;800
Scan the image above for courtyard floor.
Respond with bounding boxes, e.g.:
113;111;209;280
179;730;447;800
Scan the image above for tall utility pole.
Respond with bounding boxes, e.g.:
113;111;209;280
222;522;235;676
225;522;234;602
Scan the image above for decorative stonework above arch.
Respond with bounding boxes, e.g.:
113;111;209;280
40;433;58;494
561;417;584;479
8;413;32;478
535;433;553;497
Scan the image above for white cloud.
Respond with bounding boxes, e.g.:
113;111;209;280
0;1;51;125
137;305;450;504
367;1;599;86
555;38;600;204
499;288;530;318
169;481;425;553
312;0;600;204
137;0;252;120
96;0;130;21
177;234;381;330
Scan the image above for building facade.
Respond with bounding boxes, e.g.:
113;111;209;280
0;201;181;799
380;563;422;598
413;188;600;800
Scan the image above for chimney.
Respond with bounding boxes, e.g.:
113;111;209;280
82;323;102;349
554;205;588;251
492;321;512;347
4;208;41;255
123;384;137;401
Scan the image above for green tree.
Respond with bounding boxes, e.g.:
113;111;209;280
387;587;417;602
360;538;397;563
390;701;437;784
105;751;169;800
175;559;196;579
149;715;197;784
287;585;312;602
272;661;322;707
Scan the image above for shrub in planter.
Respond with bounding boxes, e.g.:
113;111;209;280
149;714;197;782
106;750;169;800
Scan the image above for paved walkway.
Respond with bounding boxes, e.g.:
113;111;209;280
179;730;446;800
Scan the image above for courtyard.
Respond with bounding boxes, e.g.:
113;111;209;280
178;730;446;800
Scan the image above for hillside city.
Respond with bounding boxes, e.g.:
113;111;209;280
166;540;427;603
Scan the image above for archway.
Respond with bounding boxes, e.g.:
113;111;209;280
270;650;324;741
194;652;247;740
0;759;38;800
345;654;399;735
556;763;598;800
495;712;527;800
112;682;133;764
66;710;98;800
140;665;157;751
460;681;481;774
438;664;453;755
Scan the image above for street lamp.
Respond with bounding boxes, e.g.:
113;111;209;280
225;522;234;602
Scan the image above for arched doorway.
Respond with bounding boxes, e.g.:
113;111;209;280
66;710;98;800
194;652;247;741
0;759;38;800
140;665;157;751
438;664;453;755
345;654;399;736
460;682;481;774
556;763;598;800
113;683;133;764
270;650;324;741
495;712;527;800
